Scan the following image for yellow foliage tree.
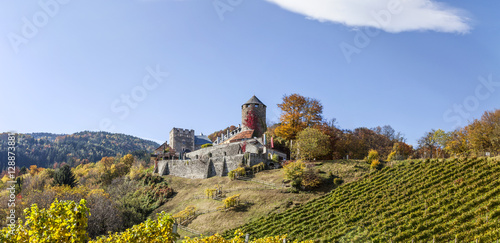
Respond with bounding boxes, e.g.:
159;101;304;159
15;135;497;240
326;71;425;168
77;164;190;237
283;161;305;189
120;154;134;168
1;175;10;184
29;165;40;176
99;157;115;170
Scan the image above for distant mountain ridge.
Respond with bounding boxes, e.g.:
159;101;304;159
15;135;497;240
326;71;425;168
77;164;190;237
0;131;159;170
26;132;67;141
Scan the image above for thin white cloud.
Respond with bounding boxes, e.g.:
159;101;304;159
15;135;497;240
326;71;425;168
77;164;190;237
265;0;471;33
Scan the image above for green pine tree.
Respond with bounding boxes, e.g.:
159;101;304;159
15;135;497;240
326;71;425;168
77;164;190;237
52;165;77;187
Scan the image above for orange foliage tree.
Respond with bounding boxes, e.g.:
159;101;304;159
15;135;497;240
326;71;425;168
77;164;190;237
275;94;323;141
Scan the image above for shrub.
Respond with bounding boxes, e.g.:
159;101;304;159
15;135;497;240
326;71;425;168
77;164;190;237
365;149;380;164
283;161;306;189
201;143;213;148
0;199;89;243
228;167;246;180
301;170;322;189
272;154;280;163
252;162;266;173
371;160;381;170
173;206;197;225
334;178;344;186
90;211;178;243
119;174;174;228
223;194;241;209
205;184;222;199
387;151;396;161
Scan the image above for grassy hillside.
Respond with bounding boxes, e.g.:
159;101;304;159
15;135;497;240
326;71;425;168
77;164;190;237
153;160;370;238
228;158;500;242
0;131;159;169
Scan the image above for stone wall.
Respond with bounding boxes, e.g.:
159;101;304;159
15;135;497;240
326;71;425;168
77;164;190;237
155;155;246;179
155;139;271;179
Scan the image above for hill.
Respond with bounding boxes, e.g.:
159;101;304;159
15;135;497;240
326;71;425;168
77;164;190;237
227;158;500;242
0;131;159;170
152;160;371;238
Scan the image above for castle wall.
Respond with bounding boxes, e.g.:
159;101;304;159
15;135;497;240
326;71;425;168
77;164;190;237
156;154;245;179
156;139;270;179
187;142;243;158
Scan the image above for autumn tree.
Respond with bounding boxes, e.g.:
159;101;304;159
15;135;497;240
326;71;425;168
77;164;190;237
208;125;237;142
120;154;134;168
100;156;115;170
293;127;331;160
418;130;439;158
29;165;41;176
444;128;469;157
313;119;340;159
372;125;405;142
466;109;500;155
275;94;323;140
387;142;413;160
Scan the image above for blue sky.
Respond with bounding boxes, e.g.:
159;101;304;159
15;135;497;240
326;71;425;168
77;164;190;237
1;0;499;146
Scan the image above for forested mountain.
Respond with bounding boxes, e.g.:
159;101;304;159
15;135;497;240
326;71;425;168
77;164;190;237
0;131;159;170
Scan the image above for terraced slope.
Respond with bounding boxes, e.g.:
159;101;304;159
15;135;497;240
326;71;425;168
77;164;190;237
228;158;500;242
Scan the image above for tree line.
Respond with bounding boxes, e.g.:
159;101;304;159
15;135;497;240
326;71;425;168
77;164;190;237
417;109;500;158
266;93;408;161
0;131;158;171
266;93;500;161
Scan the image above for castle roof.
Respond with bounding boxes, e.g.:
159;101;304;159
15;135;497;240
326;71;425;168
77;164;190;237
195;135;212;146
223;130;255;144
243;96;266;107
155;142;169;152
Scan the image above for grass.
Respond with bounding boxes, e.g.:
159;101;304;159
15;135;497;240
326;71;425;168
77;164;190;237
152;160;371;237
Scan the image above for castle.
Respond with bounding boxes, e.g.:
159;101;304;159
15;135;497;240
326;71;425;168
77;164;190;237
153;96;287;179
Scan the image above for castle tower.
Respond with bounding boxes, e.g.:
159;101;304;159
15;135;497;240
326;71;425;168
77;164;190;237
241;96;267;138
169;128;195;157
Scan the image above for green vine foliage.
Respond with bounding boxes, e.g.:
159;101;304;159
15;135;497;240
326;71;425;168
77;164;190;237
228;158;500;242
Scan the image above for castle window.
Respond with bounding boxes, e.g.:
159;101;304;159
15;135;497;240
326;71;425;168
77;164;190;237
254;104;259;108
224;152;227;156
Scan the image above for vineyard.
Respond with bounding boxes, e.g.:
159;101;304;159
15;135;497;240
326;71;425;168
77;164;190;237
229;157;500;242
